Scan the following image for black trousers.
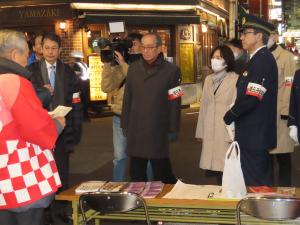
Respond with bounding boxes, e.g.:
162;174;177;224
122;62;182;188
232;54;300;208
0;208;44;225
54;137;70;192
130;157;177;184
80;79;90;120
240;147;273;186
273;153;292;187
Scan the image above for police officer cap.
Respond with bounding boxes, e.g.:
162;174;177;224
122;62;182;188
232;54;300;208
240;14;275;35
71;50;84;58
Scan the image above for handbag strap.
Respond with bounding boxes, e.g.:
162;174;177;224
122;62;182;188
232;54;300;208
225;141;241;160
235;141;241;160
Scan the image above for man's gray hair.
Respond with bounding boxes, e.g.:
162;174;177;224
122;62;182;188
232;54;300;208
144;32;162;47
253;29;269;45
0;29;28;58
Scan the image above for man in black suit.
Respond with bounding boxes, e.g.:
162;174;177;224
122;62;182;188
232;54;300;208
223;14;278;186
28;33;82;191
28;33;83;224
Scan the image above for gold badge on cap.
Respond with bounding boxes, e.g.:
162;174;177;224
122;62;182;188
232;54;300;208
243;71;248;77
242;17;246;25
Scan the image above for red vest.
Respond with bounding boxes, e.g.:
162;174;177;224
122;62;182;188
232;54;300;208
0;74;60;209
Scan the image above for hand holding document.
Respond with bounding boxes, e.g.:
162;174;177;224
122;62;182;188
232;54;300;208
48;105;72;118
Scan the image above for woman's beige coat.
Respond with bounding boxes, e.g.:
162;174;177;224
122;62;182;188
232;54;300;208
195;72;238;172
270;45;296;154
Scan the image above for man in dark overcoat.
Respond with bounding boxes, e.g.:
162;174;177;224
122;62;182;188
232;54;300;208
28;33;82;191
288;69;300;144
223;14;278;186
121;33;182;184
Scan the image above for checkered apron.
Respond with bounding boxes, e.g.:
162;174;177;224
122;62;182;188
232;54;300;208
0;140;61;209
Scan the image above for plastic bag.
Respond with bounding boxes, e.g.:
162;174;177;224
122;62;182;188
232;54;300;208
221;141;247;198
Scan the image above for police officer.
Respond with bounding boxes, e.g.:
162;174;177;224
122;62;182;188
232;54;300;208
223;14;278;186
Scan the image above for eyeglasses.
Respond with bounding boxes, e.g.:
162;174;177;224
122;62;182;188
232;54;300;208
141;45;157;51
44;46;59;51
241;31;255;36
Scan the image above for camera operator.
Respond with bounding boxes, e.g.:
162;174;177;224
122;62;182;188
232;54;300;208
101;33;152;181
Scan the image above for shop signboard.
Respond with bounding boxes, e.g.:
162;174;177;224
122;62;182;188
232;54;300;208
180;43;195;83
88;55;107;101
0;4;72;27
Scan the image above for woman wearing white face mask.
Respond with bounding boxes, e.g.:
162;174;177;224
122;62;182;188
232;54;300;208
195;45;238;184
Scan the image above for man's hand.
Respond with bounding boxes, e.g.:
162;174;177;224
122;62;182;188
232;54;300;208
114;51;126;65
44;84;54;96
289;125;299;143
225;122;235;141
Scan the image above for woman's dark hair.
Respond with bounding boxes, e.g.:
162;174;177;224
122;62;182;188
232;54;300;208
128;32;143;42
42;32;61;48
210;45;235;72
32;32;46;46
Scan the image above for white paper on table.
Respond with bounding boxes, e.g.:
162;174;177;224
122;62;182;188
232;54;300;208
48;105;72;118
163;180;222;200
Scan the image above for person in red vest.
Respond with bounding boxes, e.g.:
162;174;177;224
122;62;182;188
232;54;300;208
0;29;65;225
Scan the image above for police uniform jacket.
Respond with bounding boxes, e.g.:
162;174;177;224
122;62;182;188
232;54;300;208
270;45;295;154
288;69;300;142
224;47;278;150
121;53;181;158
28;59;83;152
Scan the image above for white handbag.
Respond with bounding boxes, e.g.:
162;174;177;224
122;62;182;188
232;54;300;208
221;141;247;198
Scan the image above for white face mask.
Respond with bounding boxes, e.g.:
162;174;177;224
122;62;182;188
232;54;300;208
211;58;226;73
267;38;275;49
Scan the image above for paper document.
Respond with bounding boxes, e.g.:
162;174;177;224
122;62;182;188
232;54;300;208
100;182;127;192
163;180;222;200
75;181;106;194
48;105;72;118
123;181;164;198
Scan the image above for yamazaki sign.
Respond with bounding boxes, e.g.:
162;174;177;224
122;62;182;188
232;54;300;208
18;8;60;19
0;4;72;26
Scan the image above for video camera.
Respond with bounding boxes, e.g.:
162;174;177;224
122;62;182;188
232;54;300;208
98;22;133;65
